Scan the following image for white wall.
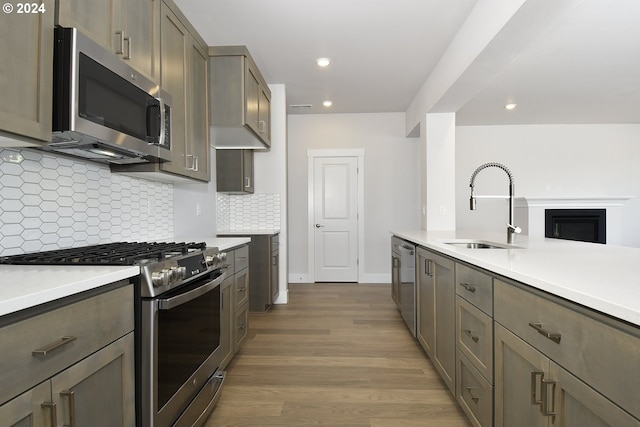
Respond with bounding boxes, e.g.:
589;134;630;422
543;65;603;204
455;124;640;247
288;113;421;283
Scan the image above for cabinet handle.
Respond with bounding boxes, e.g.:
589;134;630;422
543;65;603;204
530;370;544;405
60;390;76;427
425;259;434;277
465;387;480;403
528;322;562;344
32;336;76;357
115;30;125;54
463;329;479;343
238;321;247;330
244;177;251;188
41;402;57;427
459;283;476;293
541;379;557;417
123;36;132;59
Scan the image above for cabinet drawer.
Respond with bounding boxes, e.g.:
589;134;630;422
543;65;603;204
235;268;250;310
456;350;493;427
235;304;249;349
456;263;493;315
457;296;493;382
0;284;133;406
494;279;640;419
234;245;249;273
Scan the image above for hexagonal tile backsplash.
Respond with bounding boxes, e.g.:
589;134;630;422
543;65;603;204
0;149;173;256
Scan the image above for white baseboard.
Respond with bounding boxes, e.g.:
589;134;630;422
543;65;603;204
289;273;390;284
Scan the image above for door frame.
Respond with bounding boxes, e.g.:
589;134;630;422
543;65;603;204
307;149;365;283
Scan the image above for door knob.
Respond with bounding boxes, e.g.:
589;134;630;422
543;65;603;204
315;224;324;228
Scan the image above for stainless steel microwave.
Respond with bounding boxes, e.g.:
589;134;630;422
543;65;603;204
46;27;172;165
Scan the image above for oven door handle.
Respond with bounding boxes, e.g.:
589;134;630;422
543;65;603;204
158;270;227;310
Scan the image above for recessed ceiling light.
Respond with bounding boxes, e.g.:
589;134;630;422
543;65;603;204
323;100;333;107
316;57;331;67
504;103;517;110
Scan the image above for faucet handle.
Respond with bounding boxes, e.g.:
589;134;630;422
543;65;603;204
507;224;522;234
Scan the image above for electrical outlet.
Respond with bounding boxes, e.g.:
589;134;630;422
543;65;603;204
196;203;202;216
439;205;447;215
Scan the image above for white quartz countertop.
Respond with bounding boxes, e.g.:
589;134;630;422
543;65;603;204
0;265;139;317
217;229;280;236
0;237;251;318
172;236;252;251
392;230;640;327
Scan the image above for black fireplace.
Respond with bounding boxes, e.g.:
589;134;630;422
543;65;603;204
545;209;606;244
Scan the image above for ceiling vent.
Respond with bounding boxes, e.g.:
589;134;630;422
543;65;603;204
289;104;312;109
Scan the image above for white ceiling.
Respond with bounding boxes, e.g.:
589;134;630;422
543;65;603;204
174;0;640;125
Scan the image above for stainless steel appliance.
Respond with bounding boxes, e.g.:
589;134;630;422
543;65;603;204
48;27;172;165
0;241;229;427
399;240;416;336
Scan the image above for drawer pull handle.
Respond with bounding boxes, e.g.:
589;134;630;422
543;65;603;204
32;336;77;357
60;390;76;427
531;371;544;405
460;283;476;293
463;329;479;343
41;402;57;427
528;322;562;344
465;387;480;403
541;379;557;417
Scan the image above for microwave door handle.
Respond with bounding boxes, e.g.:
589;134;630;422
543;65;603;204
158;270;227;310
146;98;165;146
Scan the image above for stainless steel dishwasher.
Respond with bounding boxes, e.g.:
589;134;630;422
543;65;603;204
393;237;416;336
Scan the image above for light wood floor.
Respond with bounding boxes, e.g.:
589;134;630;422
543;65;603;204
205;283;471;427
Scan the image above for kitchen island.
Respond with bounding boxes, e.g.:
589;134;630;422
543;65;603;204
392;230;640;427
393;230;640;326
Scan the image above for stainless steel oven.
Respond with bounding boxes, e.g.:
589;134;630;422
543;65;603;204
141;267;228;427
0;241;230;427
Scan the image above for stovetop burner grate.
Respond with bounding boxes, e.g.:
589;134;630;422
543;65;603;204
0;242;208;266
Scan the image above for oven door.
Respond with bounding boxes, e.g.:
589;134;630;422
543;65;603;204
141;269;227;427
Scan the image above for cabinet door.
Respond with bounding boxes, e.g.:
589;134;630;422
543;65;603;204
0;0;53;142
0;382;52;427
245;64;261;136
494;322;549;427
56;0;114;49
433;253;456;393
115;0;160;82
258;86;271;144
220;278;234;369
243;149;254;192
188;37;210;181
416;249;435;357
51;333;135;427
271;249;279;303
549;362;640;427
160;2;188;176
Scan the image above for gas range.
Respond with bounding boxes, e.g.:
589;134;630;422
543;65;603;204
0;241;228;297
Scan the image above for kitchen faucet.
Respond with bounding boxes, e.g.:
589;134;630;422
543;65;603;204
469;162;521;244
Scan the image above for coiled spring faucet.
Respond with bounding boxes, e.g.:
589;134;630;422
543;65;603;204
469;162;521;243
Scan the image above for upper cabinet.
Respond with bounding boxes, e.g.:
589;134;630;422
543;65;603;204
111;0;210;182
56;0;160;83
209;46;271;150
0;0;54;144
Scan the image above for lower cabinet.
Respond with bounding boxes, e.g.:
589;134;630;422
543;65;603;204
220;244;250;371
0;283;135;427
495;322;638;427
416;246;456;394
1;332;135;427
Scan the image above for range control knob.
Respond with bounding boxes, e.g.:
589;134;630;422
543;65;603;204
204;255;215;267
151;269;170;287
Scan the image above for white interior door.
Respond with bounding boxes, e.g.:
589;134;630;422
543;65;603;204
313;156;358;282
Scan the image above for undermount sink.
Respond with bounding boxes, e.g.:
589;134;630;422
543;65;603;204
444;240;519;249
